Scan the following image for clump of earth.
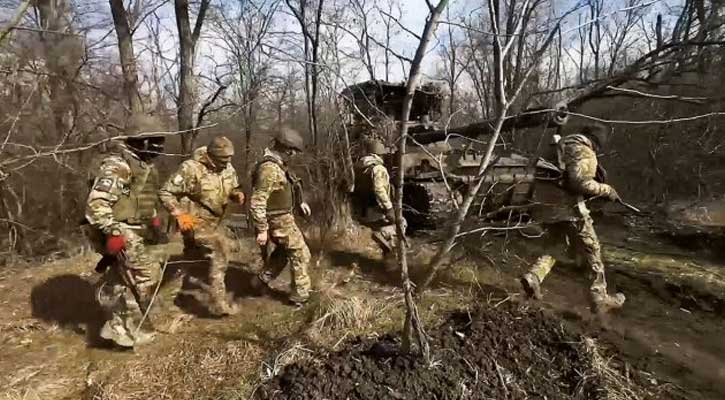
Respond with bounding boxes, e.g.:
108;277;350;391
257;303;652;400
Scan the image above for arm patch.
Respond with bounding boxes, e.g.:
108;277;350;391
172;174;184;186
94;177;115;193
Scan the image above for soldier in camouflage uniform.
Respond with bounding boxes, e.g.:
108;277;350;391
158;136;245;316
353;137;403;255
251;127;312;306
521;125;626;314
85;132;165;348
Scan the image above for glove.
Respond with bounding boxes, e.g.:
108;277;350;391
150;217;169;244
256;230;268;246
175;213;197;232
106;235;126;254
95;254;116;273
230;191;245;205
384;207;396;223
299;202;311;217
604;186;621;202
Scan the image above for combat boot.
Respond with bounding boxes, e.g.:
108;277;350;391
591;292;626;314
100;318;135;348
288;293;308;308
131;329;156;346
372;231;393;254
208;298;239;317
520;272;543;300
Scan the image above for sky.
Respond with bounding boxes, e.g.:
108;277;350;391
0;0;688;100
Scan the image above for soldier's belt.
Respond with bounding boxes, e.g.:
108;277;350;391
267;208;293;217
119;222;148;230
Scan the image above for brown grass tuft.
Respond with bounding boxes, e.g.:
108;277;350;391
581;337;644;400
310;289;390;334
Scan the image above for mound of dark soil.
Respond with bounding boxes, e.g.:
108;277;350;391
257;303;633;400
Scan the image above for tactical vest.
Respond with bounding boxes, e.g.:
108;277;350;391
112;153;159;224
353;159;383;209
556;134;607;188
253;156;294;215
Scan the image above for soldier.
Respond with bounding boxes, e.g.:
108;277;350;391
353;137;402;256
85;130;165;348
250;127;312;306
521;124;626;314
158;136;245;317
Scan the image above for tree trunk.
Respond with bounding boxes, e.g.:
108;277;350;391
394;0;450;362
0;0;31;45
310;0;324;147
109;0;143;125
175;0;196;152
174;0;210;153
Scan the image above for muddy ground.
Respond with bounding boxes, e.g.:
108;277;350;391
259;303;652;400
1;208;725;399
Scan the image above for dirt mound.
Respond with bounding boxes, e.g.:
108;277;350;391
257;303;646;400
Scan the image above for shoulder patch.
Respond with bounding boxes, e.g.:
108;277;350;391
94;177;114;193
172;174;184;186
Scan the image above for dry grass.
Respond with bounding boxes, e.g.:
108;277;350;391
86;339;265;400
312;290;388;332
1;391;42;400
259;342;316;381
581;337;644;400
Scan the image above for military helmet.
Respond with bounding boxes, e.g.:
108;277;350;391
275;127;305;152
124;114;165;157
365;137;386;155
580;123;610;149
552;101;569;126
207;136;235;158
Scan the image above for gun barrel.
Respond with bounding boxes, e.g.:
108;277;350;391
618;200;641;213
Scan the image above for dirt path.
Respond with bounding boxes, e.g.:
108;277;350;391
447;213;725;400
1;217;724;399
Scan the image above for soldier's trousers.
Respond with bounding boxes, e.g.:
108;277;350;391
184;225;238;305
259;213;311;300
97;227;160;338
528;214;608;296
362;207;405;255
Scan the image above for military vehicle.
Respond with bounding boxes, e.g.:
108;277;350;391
341;80;569;229
340;81;566;229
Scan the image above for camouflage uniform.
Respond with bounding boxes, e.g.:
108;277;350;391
524;133;624;310
85;144;161;347
251;148;311;302
158;145;243;314
355;154;400;253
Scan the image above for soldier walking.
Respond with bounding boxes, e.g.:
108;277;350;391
158;136;245;317
85;129;166;348
250;127;312;306
521;125;626;314
353;137;403;257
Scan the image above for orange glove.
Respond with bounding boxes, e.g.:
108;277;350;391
230;191;245;205
175;213;197;232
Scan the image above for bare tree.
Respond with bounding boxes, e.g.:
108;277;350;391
438;7;472;120
393;0;450;361
0;0;31;44
212;0;279;175
286;0;325;146
419;0;565;290
376;0;402;81
109;0;143;123
174;0;211;152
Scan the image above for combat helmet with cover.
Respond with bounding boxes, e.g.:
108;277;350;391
275;126;305;152
124;114;166;161
364;136;386;155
